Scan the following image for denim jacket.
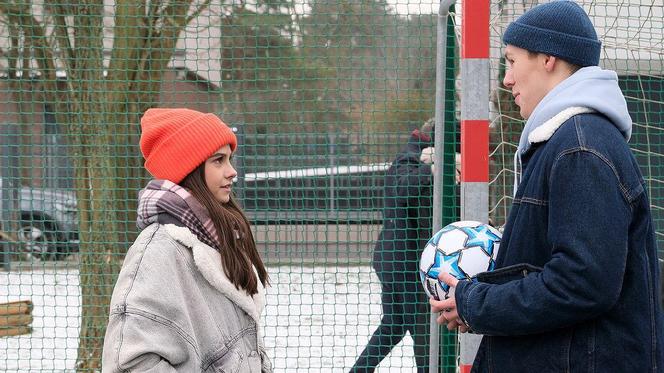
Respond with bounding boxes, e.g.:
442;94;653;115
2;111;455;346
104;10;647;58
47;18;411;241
456;109;664;372
102;223;272;372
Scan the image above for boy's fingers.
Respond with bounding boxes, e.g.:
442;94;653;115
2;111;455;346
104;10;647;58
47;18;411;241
429;297;445;312
438;272;459;288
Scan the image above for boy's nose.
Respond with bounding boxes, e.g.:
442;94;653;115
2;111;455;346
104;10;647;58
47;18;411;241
503;70;514;88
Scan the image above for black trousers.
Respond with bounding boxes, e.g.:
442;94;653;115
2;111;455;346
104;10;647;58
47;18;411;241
350;269;431;372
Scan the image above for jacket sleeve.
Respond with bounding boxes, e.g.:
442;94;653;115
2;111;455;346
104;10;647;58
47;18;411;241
102;306;189;372
394;160;433;200
456;150;633;336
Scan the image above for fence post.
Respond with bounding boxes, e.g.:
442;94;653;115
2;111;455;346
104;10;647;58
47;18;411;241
1;118;20;270
431;0;458;372
458;0;490;371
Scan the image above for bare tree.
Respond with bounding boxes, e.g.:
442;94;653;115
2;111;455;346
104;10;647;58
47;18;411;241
0;0;211;369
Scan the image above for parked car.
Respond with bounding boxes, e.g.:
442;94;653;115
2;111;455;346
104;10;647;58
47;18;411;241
0;178;79;260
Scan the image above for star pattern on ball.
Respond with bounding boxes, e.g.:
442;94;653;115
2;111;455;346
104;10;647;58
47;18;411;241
429;229;444;246
427;252;443;279
420;221;503;301
428;250;465;291
462;225;500;256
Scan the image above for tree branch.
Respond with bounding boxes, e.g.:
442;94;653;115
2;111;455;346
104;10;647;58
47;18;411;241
44;1;75;73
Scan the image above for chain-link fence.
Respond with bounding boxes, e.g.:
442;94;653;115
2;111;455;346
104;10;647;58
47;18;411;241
0;0;662;371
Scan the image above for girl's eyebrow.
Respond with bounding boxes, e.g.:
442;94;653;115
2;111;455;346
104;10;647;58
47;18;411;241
208;150;234;160
208;152;226;159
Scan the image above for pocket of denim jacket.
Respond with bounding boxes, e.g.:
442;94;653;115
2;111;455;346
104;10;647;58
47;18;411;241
476;263;543;285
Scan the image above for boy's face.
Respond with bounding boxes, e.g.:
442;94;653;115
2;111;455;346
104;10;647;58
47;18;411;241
502;45;551;120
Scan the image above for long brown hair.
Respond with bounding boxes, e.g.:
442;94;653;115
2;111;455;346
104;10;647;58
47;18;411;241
181;164;269;295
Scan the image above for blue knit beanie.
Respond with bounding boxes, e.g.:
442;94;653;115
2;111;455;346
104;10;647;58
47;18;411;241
503;1;601;67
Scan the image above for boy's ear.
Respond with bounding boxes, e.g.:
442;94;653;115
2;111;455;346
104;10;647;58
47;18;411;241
543;54;557;72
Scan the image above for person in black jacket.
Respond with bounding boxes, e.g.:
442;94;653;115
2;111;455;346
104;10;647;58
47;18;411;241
350;119;436;372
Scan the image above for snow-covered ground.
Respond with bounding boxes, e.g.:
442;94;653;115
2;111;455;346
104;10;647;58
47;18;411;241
1;266;419;372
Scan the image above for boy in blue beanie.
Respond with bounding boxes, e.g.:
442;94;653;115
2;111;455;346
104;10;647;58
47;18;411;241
431;2;664;372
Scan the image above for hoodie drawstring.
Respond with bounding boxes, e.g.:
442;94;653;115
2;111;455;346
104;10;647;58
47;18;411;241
513;151;521;197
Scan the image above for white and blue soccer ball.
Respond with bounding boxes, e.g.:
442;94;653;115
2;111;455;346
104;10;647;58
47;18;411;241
419;220;501;301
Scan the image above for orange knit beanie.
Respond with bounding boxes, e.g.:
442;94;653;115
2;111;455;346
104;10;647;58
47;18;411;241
140;108;237;184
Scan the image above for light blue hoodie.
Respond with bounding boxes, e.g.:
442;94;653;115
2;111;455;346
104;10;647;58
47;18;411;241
517;66;633;157
512;66;633;193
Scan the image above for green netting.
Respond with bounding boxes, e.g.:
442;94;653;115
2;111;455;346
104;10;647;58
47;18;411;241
0;0;662;372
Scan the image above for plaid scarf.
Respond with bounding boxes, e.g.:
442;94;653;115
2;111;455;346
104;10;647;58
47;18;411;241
137;179;220;250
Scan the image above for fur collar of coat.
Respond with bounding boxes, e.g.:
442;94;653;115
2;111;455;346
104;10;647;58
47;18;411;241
163;224;266;325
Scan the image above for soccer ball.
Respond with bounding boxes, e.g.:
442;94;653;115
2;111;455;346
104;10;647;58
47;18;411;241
419;220;501;301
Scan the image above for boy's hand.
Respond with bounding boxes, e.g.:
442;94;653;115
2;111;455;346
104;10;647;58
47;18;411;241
429;272;469;332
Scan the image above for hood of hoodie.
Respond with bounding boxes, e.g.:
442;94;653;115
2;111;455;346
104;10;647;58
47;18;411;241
517;66;632;156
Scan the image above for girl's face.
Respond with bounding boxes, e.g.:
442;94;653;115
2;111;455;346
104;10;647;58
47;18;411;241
204;145;237;203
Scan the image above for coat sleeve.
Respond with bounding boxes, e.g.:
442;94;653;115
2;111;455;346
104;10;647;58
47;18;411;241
102;306;190;372
102;232;194;372
456;150;633;336
393;160;433;200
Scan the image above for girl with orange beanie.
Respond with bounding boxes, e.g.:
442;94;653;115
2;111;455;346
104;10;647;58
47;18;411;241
102;108;272;372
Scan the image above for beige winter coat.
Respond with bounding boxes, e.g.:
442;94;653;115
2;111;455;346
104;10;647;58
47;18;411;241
102;223;272;372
